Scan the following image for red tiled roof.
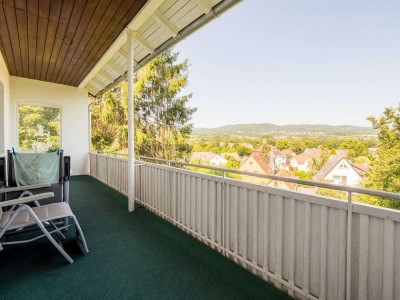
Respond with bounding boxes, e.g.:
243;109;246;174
274;170;296;190
304;148;322;159
251;152;273;175
351;163;369;175
336;150;349;157
281;149;294;156
293;154;309;164
191;152;225;163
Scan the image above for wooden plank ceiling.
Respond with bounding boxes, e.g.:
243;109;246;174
0;0;147;86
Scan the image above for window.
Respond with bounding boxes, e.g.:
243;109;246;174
18;104;61;152
249;161;253;166
339;162;347;169
333;175;348;185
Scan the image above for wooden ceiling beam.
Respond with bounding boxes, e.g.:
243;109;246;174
194;0;213;14
134;33;155;54
98;70;114;83
152;10;179;37
91;76;106;88
107;61;125;75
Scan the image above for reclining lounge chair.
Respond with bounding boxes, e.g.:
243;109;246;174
2;150;71;206
0;185;89;264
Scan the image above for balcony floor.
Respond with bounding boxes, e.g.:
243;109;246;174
0;176;288;299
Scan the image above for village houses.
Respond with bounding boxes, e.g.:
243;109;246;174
191;152;227;167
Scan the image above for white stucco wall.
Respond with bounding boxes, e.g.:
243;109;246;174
10;76;89;175
0;51;10;155
297;161;310;172
210;156;227;166
290;159;310;172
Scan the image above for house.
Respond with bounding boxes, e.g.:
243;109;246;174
240;155;249;166
280;163;291;171
313;155;367;186
239;151;273;184
221;152;240;160
336;149;349;157
304;148;322;159
191;152;227;167
290;154;311;172
267;170;297;190
281;149;295;159
270;150;285;171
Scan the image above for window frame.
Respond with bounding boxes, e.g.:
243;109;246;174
16;101;63;152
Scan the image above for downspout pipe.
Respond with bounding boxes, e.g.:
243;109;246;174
95;0;242;98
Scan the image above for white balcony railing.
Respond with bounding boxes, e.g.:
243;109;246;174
89;152;400;300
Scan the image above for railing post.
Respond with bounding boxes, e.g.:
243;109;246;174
346;191;353;300
96;152;99;179
106;155;109;185
222;171;226;256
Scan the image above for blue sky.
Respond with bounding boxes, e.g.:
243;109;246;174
175;1;400;128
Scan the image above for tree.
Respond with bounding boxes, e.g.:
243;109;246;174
308;149;330;176
275;140;289;150
362;104;400;209
353;156;370;164
236;145;253;157
258;143;271;162
288;139;306;154
304;139;317;148
18;105;61;151
294;169;312;180
91;50;196;160
339;139;369;160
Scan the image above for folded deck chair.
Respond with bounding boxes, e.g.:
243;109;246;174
0;188;88;264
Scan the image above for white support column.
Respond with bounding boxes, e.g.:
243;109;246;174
127;28;135;212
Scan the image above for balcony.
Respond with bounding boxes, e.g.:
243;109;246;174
0;2;399;298
1;175;288;299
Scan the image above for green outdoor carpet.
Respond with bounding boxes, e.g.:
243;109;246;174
0;176;289;300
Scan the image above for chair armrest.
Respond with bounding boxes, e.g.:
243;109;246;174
0;183;51;194
0;192;54;208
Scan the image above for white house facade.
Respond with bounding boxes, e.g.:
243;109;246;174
313;155;365;186
323;159;362;186
290;154;310;172
209;155;228;166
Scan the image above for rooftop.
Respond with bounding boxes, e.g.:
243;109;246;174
0;176;288;300
292;153;309;164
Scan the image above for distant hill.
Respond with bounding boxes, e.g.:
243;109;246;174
193;123;376;136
